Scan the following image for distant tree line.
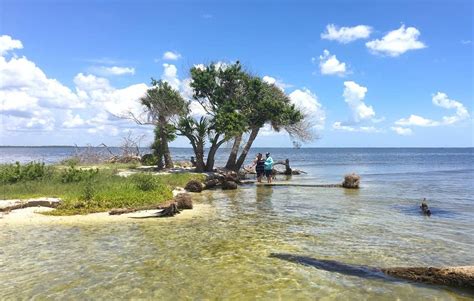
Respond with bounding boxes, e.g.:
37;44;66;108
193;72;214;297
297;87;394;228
136;61;314;172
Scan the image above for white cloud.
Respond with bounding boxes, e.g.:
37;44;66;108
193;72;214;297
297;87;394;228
321;24;372;43
461;40;472;45
332;122;381;133
62;110;85;128
92;66;135;76
391;126;413;136
161;63;180;90
289;88;326;130
0;35;23;55
0;54;85;110
395;92;470;127
318;49;347;76
395;114;439;127
366;25;426;56
342;81;375;122
162;51;181;61
262;75;291;91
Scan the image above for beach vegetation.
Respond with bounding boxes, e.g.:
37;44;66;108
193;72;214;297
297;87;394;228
0;162;205;215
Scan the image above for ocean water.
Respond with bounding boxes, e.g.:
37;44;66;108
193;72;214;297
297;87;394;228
1;147;473;300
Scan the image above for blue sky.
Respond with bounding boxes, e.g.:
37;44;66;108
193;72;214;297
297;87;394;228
1;0;473;147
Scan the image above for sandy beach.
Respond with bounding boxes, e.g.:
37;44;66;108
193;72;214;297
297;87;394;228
0;203;213;226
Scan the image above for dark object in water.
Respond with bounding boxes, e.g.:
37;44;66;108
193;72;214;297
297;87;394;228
420;199;432;216
342;173;360;189
270;253;474;289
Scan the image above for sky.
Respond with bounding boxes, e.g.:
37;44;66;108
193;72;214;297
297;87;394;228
0;0;473;147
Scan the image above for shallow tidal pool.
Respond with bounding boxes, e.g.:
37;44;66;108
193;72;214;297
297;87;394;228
1;184;473;300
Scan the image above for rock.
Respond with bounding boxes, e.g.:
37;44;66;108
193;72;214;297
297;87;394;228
185;180;203;193
204;179;220;189
342;173;360;189
224;171;239;182
222;180;238;190
174;193;193;209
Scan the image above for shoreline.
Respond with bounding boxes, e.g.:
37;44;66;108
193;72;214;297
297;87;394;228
0;203;213;225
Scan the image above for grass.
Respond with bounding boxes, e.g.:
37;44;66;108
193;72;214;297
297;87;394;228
1;162;205;215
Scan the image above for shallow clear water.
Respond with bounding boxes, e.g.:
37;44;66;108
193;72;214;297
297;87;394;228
1;148;473;299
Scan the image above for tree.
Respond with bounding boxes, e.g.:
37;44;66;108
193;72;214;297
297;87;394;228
176;116;208;172
140;79;187;169
225;77;307;171
190;62;248;171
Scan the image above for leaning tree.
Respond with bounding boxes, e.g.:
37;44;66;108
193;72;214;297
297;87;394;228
225;76;309;171
139;79;188;169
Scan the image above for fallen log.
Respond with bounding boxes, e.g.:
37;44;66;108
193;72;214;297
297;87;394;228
270;253;474;289
109;204;163;215
382;266;474;289
0;198;62;213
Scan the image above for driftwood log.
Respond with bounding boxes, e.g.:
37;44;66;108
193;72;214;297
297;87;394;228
270;253;474;289
382;266;474;289
0;198;62;213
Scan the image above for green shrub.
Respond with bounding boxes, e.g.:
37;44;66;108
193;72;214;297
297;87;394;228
0;161;51;183
130;173;159;191
61;163;98;183
141;153;157;166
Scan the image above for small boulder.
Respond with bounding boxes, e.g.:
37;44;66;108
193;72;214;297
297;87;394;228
174;193;193;209
185;180;203;193
222;180;238;190
204;179;220;189
342;173;360;189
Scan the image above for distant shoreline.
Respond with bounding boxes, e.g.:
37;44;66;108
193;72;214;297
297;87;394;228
0;146;473;149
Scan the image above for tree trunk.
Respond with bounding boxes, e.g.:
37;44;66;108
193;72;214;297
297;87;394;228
235;127;260;171
224;134;242;170
205;135;226;172
195;142;205;172
158;118;173;169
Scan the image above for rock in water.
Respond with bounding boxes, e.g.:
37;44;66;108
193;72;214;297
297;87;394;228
420;199;431;216
222;180;238;190
342;173;360;189
204;179;220;189
185;180;203;193
174;193;193;209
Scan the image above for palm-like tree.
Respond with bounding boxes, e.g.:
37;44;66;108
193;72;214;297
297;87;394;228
140;79;187;169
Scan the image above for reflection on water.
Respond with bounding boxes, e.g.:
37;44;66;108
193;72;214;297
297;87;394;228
1;184;473;300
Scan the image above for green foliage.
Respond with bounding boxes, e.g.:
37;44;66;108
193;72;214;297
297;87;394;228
1;163;205;215
141;153;157;166
61;162;99;183
130;173;160;191
0;161;52;184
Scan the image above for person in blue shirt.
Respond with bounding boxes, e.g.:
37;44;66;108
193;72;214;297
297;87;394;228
264;152;274;183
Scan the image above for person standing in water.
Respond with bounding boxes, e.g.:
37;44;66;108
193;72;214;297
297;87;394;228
250;153;266;183
264;152;274;183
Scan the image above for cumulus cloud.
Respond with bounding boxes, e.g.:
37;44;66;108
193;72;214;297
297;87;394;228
318;49;347;76
395;92;470;127
262;75;292;91
62;110;85;128
161;63;181;90
288;88;326;130
162;51;181;61
366;25;426;56
342;81;375;122
321;24;372;43
391;126;413;136
0;35;23;55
